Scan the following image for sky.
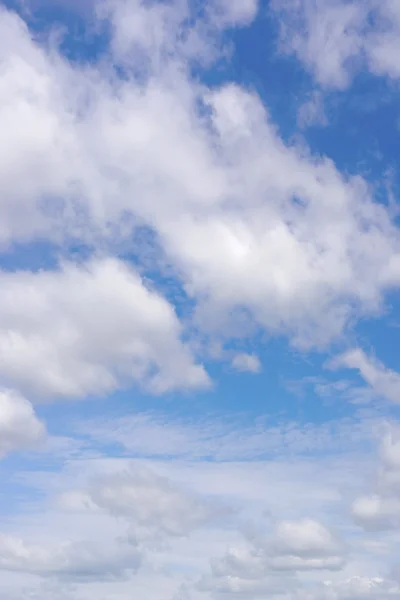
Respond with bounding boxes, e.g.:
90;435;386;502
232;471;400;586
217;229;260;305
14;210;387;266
1;0;400;598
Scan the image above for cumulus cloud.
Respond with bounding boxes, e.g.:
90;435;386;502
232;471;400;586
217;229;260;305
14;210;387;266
0;258;209;399
0;2;399;352
0;389;45;457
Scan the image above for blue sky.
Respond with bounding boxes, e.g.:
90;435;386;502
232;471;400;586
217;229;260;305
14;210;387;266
1;0;400;598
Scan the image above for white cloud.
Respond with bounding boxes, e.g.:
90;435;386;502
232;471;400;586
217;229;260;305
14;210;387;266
198;518;345;599
271;0;400;88
271;0;365;89
297;91;328;129
79;410;378;461
0;258;209;399
330;349;400;404
201;568;400;600
231;353;261;373
162;83;400;348
315;576;400;599
199;571;295;598
361;1;400;79
0;533;141;581
352;494;400;532
0;3;399;352
208;0;260;28
0;434;390;600
352;426;400;531
0;6;84;246
0;389;45;457
271;518;345;570
381;429;400;469
59;465;228;537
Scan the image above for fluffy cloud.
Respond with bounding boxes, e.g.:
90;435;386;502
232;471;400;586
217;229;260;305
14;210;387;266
0;258;208;399
270;518;345;570
0;389;45;457
1;2;400;352
164;83;400;348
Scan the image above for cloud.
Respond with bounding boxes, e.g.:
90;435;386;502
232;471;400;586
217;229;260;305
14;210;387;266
352;494;400;532
271;0;365;89
231;353;262;373
314;576;400;599
330;349;400;404
58;465;228;537
1;3;399;352
367;1;400;79
0;431;388;600
198;518;345;599
0;533;141;581
297;91;328;129
381;430;400;469
208;0;260;28
199;571;296;598
158;83;400;347
79;410;378;461
0;389;45;457
271;0;400;88
0;258;209;399
352;426;400;531
270;518;345;570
